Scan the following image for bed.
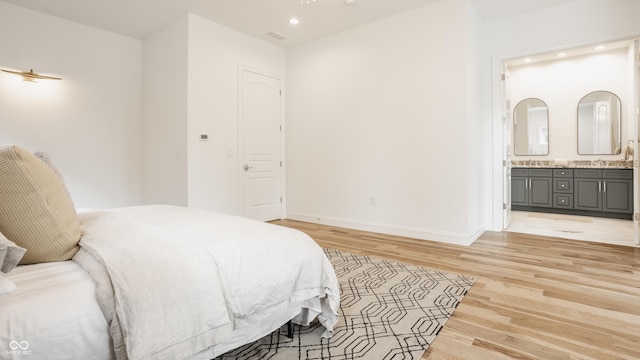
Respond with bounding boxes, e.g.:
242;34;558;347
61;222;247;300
0;146;340;360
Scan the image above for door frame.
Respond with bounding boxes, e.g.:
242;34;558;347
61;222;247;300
491;53;510;231
237;63;286;220
502;62;512;229
633;39;639;245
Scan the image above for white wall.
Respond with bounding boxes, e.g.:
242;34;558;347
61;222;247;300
509;48;629;160
488;0;640;230
0;2;142;208
142;15;189;206
7;0;638;240
465;0;490;236
286;0;486;245
187;14;286;215
142;14;286;215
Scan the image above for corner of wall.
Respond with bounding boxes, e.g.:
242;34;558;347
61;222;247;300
141;16;189;206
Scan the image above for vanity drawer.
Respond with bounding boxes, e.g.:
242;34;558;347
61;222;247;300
529;168;553;177
512;168;528;177
553;178;573;193
554;194;573;209
574;169;602;178
602;169;633;179
553;169;573;177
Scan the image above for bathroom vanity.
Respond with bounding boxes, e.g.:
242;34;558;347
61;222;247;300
511;163;633;219
510;89;633;220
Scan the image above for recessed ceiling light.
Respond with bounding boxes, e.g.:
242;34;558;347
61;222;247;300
523;58;532;63
595;45;606;51
289;18;300;25
557;52;567;57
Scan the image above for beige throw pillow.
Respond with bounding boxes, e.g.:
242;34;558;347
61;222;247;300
0;146;81;264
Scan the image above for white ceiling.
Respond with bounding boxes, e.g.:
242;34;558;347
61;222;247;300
505;39;633;68
1;0;575;48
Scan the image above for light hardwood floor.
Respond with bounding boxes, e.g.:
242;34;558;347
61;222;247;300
272;219;640;360
507;211;637;247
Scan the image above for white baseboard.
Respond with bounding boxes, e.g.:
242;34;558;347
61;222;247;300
286;212;483;246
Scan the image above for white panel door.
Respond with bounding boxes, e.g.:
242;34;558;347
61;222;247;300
240;68;282;221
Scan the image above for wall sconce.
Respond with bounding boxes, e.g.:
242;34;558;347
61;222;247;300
1;68;61;82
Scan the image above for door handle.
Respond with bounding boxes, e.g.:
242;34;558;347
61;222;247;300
244;164;252;172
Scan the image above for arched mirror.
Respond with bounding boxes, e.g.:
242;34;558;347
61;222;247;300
513;98;549;156
577;91;621;155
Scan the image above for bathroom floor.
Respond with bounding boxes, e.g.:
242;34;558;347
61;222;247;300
506;210;637;247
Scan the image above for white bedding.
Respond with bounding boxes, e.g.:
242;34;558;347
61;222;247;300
0;261;112;360
1;205;340;360
75;205;340;360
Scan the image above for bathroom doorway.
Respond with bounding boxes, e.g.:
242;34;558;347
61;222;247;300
498;39;639;246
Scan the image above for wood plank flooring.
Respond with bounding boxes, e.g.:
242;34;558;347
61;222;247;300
271;219;640;360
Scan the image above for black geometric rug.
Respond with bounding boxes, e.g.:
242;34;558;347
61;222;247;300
216;248;475;359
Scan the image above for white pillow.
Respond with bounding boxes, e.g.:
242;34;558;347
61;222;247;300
33;150;74;206
0;232;27;273
0;273;16;296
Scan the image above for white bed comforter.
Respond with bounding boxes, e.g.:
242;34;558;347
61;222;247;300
74;205;340;360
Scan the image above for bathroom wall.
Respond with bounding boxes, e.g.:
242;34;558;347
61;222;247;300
509;46;630;162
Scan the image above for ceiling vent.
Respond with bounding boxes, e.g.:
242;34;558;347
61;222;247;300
266;32;287;41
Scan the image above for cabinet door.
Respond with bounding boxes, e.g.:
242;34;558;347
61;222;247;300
511;177;528;206
529;177;552;207
574;178;601;211
603;179;633;214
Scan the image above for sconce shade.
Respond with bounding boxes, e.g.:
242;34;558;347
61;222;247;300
1;68;61;82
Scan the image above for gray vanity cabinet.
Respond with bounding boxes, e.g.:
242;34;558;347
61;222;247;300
511;170;529;206
574;169;633;214
513;167;633;219
553;169;573;209
511;168;553;208
573;169;602;211
604;177;633;213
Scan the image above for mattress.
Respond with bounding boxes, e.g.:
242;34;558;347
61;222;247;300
0;261;112;360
